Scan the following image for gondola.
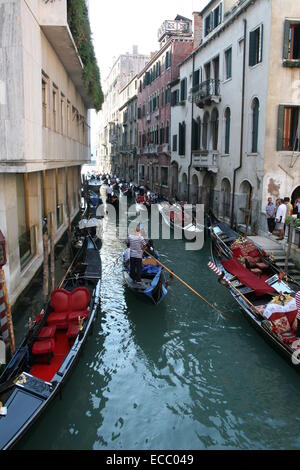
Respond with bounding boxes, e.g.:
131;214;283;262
123;251;168;305
72;217;103;254
208;211;300;370
87;177;101;193
0;235;102;449
158;201;204;236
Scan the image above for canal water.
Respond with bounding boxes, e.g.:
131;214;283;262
14;202;300;450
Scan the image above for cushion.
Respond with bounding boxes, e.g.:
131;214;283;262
292;317;298;333
67;323;80;340
256;262;269;270
38;326;56;340
68;310;89;323
70;288;90;312
279;332;298;345
47;312;68;330
50;289;70;313
272;316;291;334
32;339;55;356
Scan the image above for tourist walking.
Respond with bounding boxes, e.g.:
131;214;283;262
266;197;276;234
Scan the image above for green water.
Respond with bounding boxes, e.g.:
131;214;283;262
15;213;300;450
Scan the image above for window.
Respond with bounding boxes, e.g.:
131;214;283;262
251;98;259;153
211;108;219;151
225;48;232;80
140;165;145;179
42;77;48;127
166;121;169;144
160;125;165;144
249;25;263;66
67;100;71;137
179;122;186;156
192;118;201;151
180;78;187;102
204;3;222;37
202;112;209;150
224;107;231;154
52;85;58;131
283;21;300;62
17;174;36;269
193;69;200;89
161;167;169;187
171;90;179;106
61;94;65;135
277;105;300;151
172;135;178;152
161;89;165;107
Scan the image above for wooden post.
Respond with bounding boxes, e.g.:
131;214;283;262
66;168;73;258
0;268;15;355
50;212;55;292
43;218;49;302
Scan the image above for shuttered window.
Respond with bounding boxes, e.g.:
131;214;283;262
180;78;187;102
192;119;201;151
277;105;300;151
224;107;231;154
249;25;264;66
225;48;232;79
173;135;177;152
251;98;259;153
193;69;200;88
283;21;300;61
179;122;186;156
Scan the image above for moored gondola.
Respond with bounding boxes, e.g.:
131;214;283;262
0;235;101;449
208;211;300;370
158;201;204;237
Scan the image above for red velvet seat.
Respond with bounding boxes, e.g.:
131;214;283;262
38;326;56;340
68;288;90;324
68;310;89;323
47;312;68;330
47;289;70;330
32;339;55;364
66;323;80;345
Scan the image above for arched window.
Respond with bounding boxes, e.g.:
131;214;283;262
224;107;231;154
202;112;210;150
251;98;259;153
211;108;219;150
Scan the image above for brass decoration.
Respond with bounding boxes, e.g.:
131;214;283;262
15;373;27;385
78;316;84;332
271;293;293;306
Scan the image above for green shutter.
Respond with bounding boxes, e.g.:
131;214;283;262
192;119;197;151
260;24;264;63
249;30;256;66
283;20;291;59
277;105;285;151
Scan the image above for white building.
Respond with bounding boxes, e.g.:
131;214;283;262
171;0;300;234
96;47;150;174
0;0;100;305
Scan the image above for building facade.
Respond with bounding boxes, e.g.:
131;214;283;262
171;0;300;235
137;16;194;198
96;47;150;174
119;77;139;182
0;0;95;305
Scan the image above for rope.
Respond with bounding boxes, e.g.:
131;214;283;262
144;251;229;319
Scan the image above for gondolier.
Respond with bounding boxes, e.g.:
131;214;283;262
128;225;147;284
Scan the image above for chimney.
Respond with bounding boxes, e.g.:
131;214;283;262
193;12;202;50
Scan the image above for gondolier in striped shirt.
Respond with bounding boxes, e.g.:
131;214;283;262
128;225;147;284
296;291;300;338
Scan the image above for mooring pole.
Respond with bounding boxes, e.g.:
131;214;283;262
43;217;49;303
0;268;15;355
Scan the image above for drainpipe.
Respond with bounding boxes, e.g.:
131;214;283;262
231;18;247;228
187;53;195;203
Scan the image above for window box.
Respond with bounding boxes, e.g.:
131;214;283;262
283;59;300;68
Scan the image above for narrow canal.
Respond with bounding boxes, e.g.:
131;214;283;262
15;202;300;450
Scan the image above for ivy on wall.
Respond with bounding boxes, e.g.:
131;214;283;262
44;0;103;111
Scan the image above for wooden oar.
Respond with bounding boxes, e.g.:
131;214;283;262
144;251;229;319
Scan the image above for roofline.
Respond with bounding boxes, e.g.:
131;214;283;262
119;74;138;94
179;0;256;69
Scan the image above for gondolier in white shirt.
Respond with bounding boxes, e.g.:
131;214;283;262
127;224;147;284
106;185;113;203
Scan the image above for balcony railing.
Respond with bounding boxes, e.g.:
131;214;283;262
192;151;219;173
190;79;221;107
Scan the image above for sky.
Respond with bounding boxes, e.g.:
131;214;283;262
89;0;209;155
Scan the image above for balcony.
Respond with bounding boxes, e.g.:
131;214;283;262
154;109;160;119
161;143;170;154
146;113;151;122
120;144;136;154
190;80;221;108
144;144;158;155
158;18;193;42
192;151;219;173
39;0;93;108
